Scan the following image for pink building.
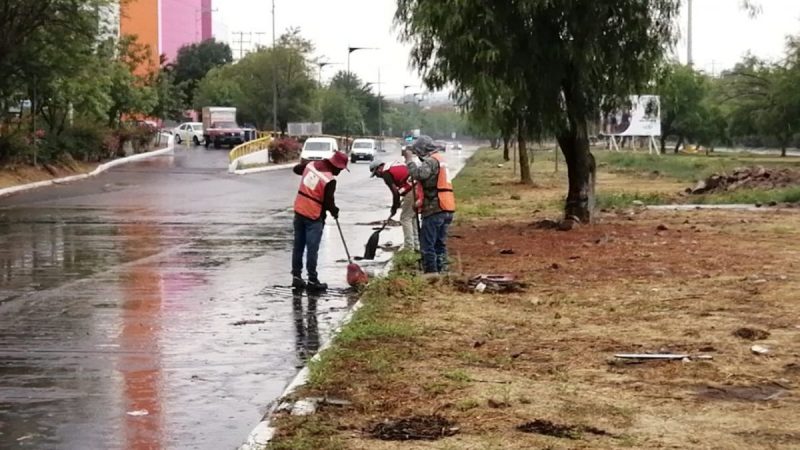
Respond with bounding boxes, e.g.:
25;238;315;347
160;0;203;62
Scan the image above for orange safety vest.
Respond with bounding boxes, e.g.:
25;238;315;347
432;153;456;212
414;154;456;213
294;162;333;220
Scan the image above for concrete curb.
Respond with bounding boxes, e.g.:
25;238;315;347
239;261;394;450
0;134;175;198
232;163;295;175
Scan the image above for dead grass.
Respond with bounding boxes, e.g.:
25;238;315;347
0;162;98;189
269;149;800;450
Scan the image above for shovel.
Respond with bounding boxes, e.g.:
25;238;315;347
335;217;369;287
363;214;393;260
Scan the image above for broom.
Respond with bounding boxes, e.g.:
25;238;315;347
335;217;369;287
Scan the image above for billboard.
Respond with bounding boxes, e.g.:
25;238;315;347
601;95;661;137
288;122;323;136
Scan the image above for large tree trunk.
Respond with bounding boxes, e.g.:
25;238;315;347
660;134;667;154
781;146;787;158
502;134;510;161
557;119;596;224
517;120;533;185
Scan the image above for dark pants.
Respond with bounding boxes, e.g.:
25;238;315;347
420;212;454;273
292;214;324;280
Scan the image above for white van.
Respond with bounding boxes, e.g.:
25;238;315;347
350;138;376;162
300;137;338;161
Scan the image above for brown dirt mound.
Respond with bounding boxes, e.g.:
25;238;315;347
687;166;800;195
369;415;459;441
516;419;609;439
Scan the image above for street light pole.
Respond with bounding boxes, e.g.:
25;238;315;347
272;0;278;134
687;0;694;67
345;46;377;142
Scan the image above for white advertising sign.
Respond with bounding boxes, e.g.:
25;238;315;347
601;95;661;137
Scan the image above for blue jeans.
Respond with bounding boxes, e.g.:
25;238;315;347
420;212;454;273
292;214;324;280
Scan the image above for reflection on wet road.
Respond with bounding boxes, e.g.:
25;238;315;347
0;144;475;449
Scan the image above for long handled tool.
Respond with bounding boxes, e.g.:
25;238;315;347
363;213;393;260
335;217;369;287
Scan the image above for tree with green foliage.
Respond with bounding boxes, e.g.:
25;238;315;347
172;39;233;109
657;64;719;153
396;0;680;223
721;54;800;157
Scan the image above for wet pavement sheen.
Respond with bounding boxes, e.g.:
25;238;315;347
0;143;475;449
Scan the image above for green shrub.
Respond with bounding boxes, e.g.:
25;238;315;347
43;123;113;162
270;137;301;163
0;132;36;164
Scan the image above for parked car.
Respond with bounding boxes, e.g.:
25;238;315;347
205;121;245;149
300;137;339;161
172;122;204;146
350;138;376;162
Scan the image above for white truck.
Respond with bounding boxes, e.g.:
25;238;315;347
202;107;245;149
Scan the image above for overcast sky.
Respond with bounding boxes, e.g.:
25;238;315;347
214;0;800;97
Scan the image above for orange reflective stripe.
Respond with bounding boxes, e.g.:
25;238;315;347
432;154;456;212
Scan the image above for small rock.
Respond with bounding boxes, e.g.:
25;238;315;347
510;194;521;200
487;399;511;409
500;249;515;255
768;201;778;207
755;202;763;208
486;240;496;246
751;345;770;355
473;340;486;348
656;224;669;231
550;263;561;270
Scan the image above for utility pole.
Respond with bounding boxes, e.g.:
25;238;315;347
272;0;278;134
687;0;694;67
232;31;252;60
253;32;267;49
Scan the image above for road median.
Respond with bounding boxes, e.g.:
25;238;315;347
267;148;800;449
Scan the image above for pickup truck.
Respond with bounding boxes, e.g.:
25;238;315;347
204;121;245;149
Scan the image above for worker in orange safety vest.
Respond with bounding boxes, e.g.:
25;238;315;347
403;135;456;273
292;151;349;291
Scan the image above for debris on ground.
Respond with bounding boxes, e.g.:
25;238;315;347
686;166;800;195
516;419;609;439
613;353;713;364
357;219;402;227
369;415;459;441
695;382;791;402
499;248;515;255
751;345;771;355
455;274;527;294
487;398;511;409
530;219;560;229
231;319;266;326
733;327;771;341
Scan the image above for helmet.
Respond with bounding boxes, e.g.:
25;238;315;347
412;135;437;156
369;160;384;177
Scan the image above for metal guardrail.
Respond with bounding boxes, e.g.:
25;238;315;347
229;135;273;162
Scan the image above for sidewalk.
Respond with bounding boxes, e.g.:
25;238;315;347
268;148;800;449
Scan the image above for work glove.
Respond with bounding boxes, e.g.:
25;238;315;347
330;206;340;220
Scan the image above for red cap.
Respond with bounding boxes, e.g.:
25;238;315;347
329;151;349;170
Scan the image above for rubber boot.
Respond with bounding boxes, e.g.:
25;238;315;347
292;276;307;290
307;278;328;292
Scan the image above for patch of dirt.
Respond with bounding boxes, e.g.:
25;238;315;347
686;166;800;195
0;161;96;190
368;415;459;441
516;419;609;439
733;327;771;341
695;382;792;402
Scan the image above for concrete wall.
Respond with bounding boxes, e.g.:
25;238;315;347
161;0;203;62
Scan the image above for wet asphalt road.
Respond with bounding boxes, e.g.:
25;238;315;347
0;142;475;449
